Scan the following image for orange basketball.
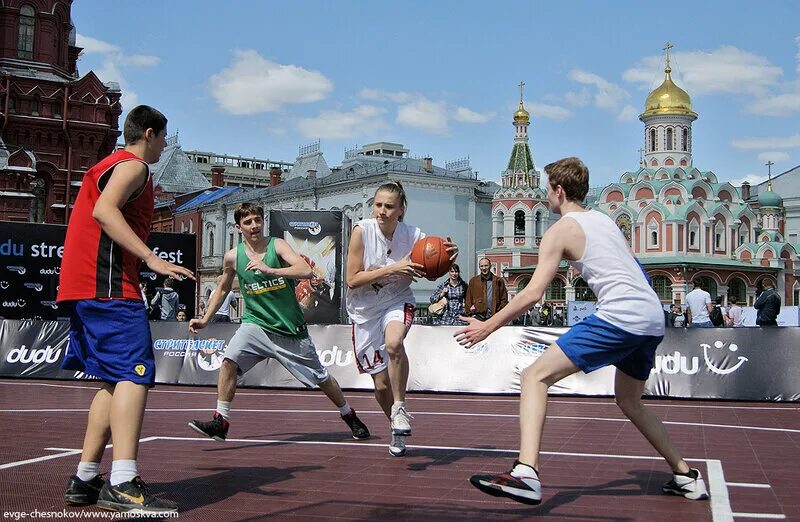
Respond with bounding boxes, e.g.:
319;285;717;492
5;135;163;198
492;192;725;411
411;236;452;280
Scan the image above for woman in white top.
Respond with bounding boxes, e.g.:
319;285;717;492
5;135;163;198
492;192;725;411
346;181;456;456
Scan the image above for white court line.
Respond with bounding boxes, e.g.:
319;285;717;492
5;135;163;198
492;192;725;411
707;460;733;522
727;482;772;489
5;407;798;435
0;449;81;470
1;382;798;411
731;514;786;520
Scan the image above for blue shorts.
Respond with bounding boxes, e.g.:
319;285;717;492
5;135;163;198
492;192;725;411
555;314;663;381
62;300;155;385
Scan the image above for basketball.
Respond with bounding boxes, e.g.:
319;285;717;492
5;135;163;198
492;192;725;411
411;236;452;280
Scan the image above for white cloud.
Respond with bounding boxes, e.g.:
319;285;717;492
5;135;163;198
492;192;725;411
119;54;160;67
748;91;800;116
296;105;386;140
397;97;448;135
526;102;571;120
623;46;782;96
729;174;768;187
757;151;790;163
358;88;411;103
564;88;590;107
452;106;495;124
731;134;800;150
209;50;333;115
567;69;634;120
617;105;638;121
76;34;120;55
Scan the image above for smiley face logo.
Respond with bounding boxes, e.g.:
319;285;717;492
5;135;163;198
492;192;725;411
701;341;748;375
0;281;9;290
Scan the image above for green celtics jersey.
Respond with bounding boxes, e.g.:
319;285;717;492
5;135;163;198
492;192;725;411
236;239;308;338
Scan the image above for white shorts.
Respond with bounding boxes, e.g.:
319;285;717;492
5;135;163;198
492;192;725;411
352;303;415;375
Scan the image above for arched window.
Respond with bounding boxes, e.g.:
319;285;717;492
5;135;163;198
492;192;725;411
682;128;688;152
517;277;531;293
545;278;566;301
650;275;672;302
728;277;746;304
495;211;504;238
207;230;214;256
666;128;673;150
18;5;35;59
535;212;543;237
698;276;718;299
689;220;699;248
714;221;725;250
615;214;632;246
739;223;749;245
514;210;526;236
574;279;596;301
647;219;659;248
228;232;235;250
649;129;656;152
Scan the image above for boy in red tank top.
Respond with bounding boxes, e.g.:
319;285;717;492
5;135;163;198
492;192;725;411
57;106;194;515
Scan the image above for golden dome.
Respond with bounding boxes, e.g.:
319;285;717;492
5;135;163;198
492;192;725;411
641;65;697;119
514;101;530;125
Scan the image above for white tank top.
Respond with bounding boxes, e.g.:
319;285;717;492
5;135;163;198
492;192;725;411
346;218;424;324
562;209;665;336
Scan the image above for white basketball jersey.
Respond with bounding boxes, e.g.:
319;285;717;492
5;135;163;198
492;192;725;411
562;209;665;336
346;219;424;324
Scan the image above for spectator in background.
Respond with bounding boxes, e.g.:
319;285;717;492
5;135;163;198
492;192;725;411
176;308;187;322
429;264;468;326
529;303;542;326
210;275;237;323
465;258;508;321
685;279;713;328
151;277;180;321
709;296;728;327
727;298;744;327
669;304;686;327
754;279;781;327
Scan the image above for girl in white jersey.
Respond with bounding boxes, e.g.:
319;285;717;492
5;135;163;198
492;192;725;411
456;158;708;505
346;181;456;456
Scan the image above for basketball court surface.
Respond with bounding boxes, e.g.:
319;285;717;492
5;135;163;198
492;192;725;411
1;379;798;521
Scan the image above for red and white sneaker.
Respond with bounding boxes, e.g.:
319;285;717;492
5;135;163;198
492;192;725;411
469;460;542;505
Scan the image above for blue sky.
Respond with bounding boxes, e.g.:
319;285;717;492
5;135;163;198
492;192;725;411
72;1;799;189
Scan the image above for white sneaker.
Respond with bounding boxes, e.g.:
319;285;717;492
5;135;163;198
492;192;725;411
390;404;413;436
662;468;709;500
389;434;406;457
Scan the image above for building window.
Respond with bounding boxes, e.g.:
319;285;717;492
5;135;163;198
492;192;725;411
228;232;234;250
18;5;35;59
546;278;566;301
534;212;543;237
682;128;688;152
207;230;214;256
514;210;526;236
666;128;673;150
495;212;504;238
689;221;699;248
31;99;38;116
574;279;597;301
8;98;16;113
728;277;746;304
651;275;672;302
650;129;656;152
714;222;725;250
698;276;718;299
647;220;659;248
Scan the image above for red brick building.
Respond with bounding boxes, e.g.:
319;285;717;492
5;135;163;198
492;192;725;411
0;0;122;223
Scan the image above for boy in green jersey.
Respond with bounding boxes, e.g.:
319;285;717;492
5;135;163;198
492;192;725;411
188;202;370;441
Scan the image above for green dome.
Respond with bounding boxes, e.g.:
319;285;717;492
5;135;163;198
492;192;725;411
758;185;783;207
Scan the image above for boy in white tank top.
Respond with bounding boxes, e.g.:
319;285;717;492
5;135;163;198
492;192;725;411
456;157;708;505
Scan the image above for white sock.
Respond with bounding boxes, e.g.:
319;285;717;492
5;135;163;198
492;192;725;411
391;401;405;415
338;402;353;416
511;462;538;479
76;461;100;482
110;459;137;486
216;400;231;420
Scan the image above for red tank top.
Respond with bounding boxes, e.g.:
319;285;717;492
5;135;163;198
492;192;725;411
57;150;153;302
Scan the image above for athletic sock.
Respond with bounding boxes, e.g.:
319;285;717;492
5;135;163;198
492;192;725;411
109;460;137;486
216;400;231;420
76;461;100;482
676;468;698;479
338;402;353;416
391;401;406;415
511;461;539;479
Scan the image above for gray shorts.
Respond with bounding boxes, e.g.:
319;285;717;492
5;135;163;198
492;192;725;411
224;323;329;387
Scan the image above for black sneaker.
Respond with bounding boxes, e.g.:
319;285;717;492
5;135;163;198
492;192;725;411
97;476;177;514
64;474;105;506
469;460;542;505
341;409;370;440
662;468;709;500
188;412;229;441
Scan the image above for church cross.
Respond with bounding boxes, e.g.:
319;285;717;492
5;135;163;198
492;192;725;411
663;41;673;68
518;81;525;104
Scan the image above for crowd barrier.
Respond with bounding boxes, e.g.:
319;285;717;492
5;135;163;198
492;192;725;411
1;320;798;401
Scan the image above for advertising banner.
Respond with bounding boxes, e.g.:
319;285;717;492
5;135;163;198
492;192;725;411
1;320;798;401
268;210;343;324
0;221;196;319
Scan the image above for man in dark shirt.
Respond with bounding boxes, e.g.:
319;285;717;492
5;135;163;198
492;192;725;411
754;279;781;326
465;258;508;320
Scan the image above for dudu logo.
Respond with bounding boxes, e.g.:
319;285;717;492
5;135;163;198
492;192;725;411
6;345;62;364
318;345;353;367
652;341;748;376
0;239;24;257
